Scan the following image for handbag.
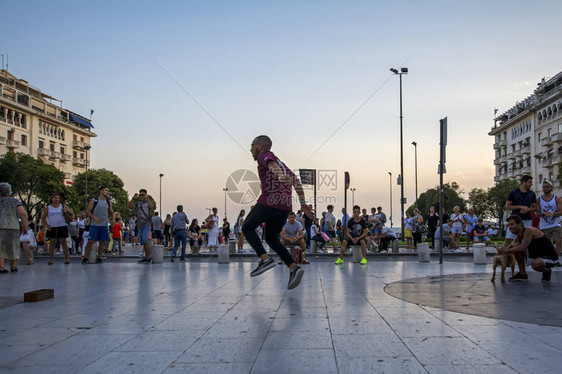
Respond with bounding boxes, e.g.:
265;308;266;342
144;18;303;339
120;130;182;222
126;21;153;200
63;205;74;224
320;232;330;242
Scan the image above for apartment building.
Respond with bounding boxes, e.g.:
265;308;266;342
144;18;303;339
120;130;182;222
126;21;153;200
0;70;96;184
490;71;562;191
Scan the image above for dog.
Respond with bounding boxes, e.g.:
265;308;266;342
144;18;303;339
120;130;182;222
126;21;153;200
491;246;516;282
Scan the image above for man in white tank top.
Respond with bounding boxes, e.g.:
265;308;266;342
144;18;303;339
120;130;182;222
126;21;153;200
536;180;562;256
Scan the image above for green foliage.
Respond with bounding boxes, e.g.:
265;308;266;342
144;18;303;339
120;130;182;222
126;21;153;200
407;182;467;216
0;152;70;219
468;188;492;220
487;178;519;233
71;168;130;219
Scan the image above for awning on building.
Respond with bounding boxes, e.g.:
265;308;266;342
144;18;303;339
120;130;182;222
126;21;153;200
69;113;94;128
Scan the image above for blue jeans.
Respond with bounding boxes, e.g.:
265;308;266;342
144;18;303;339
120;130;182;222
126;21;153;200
172;230;188;260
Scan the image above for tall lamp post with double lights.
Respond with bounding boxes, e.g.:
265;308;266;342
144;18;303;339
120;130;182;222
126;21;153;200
159;173;164;213
222;188;228;219
388;172;393;227
412;141;418;208
390;66;408;238
84;145;92;209
350;188;356;206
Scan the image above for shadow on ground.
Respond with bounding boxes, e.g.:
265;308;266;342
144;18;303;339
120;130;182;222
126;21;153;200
385;272;562;327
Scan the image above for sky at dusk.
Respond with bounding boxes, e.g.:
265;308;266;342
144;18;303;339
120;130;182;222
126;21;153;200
3;0;562;223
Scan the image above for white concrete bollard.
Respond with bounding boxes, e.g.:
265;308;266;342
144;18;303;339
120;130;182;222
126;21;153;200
311;240;318;254
418;243;430;262
88;243;98;263
473;243;486;264
218;246;229;263
352;246;363;263
151;245;164;264
392;239;400;253
229;240;236;253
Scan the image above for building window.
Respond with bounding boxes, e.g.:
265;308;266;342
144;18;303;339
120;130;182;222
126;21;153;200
21;134;27;146
39;140;44;149
20;114;26;129
50;143;55;151
538;133;542;142
548;128;552;137
73;151;77;158
60;147;65;154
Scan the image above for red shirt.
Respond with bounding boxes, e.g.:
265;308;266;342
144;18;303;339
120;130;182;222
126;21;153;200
111;223;122;239
256;151;294;211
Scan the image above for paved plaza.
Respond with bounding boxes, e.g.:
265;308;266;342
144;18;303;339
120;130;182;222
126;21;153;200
0;246;561;374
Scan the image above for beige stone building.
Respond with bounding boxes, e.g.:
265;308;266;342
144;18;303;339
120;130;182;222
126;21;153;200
490;71;562;192
0;70;96;185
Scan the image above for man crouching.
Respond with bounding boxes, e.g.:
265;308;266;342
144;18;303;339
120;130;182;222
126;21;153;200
500;215;559;282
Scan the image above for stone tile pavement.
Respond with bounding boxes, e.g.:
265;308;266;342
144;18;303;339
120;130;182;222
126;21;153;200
0;253;560;373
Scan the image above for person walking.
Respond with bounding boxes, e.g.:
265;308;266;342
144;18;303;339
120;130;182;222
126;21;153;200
127;189;154;263
170;205;189;262
41;192;74;265
0;183;29;272
82;186;114;264
241;135;312;290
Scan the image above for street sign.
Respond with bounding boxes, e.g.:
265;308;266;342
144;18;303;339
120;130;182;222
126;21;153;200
345;171;350;189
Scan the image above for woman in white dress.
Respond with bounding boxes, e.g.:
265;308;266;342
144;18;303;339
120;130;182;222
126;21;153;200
205;207;220;251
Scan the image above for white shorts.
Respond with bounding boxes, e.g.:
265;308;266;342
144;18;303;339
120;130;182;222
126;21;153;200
451;226;463;235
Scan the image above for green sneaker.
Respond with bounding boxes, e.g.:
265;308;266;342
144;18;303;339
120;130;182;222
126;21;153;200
334;257;344;264
360;258;367;265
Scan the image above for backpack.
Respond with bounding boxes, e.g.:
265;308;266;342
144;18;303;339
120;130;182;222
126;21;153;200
92;198;111;212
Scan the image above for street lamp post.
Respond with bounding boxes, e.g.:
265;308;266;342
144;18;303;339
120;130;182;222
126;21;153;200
350;188;356;206
390;67;408;239
388;172;393;227
222;188;228;219
159;173;164;213
412;141;418;208
84;145;91;210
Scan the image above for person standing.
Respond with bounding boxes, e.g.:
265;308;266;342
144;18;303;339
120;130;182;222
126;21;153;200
163;214;172;249
323;205;338;253
0;183;29;272
222;218;230;244
241;135;312;290
235;210;245;252
536;180;562;256
464;208;479;250
41;193;74;265
302;204;313;250
340;207;350;243
205;208;219;251
170;205;189;262
151;212;163;245
82;186;114;264
426;205;439;249
450;206;464;251
129;215;137;245
127;189;154;263
411;208;424;250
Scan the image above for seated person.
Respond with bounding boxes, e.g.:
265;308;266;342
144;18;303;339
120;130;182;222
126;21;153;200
334;205;368;265
373;222;397;253
473;219;492;245
366;223;379;252
310;218;327;252
434;219;454;248
188;219;203;254
500;214;560;282
281;212;307;263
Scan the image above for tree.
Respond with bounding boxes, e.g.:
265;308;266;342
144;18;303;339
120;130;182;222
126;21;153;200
0;151;71;220
487;178;519;234
71;168;130;218
468;188;493;220
407;182;467;216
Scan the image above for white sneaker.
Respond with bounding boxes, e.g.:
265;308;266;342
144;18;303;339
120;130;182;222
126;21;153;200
454;249;463;253
379;250;387;254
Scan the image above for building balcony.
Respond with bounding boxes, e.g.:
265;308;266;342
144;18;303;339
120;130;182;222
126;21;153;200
72;140;85;149
542;137;553;147
544;155;561;168
37;148;50;156
49;151;61;160
60;154;72;162
551;133;562;143
520;166;531;175
0;136;5;145
521;145;531;155
64;172;72;180
507;152;516;160
6;139;20;148
72;158;85;166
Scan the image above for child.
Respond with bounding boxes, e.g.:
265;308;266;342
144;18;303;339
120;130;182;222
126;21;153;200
111;218;123;255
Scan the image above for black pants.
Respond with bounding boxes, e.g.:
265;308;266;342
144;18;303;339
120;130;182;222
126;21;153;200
380;236;395;250
428;226;436;248
413;232;422;247
242;203;294;266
